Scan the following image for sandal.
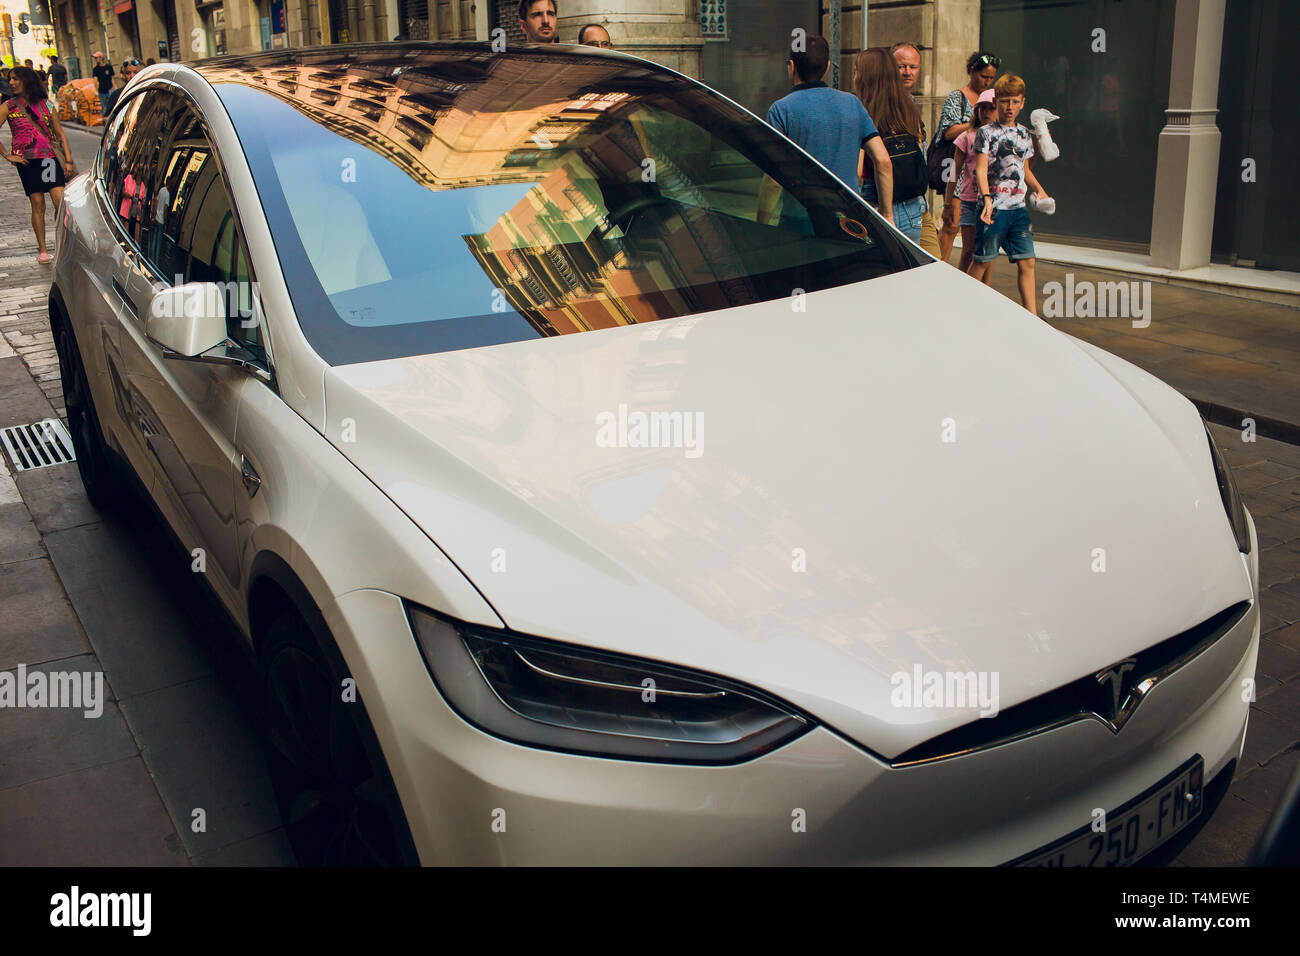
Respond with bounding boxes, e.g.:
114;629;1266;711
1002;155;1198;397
37;252;52;264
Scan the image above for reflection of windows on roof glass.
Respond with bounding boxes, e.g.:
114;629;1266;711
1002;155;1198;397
397;116;432;150
534;123;580;143
565;92;631;112
562;184;598;218
348;97;385;121
503;150;543;168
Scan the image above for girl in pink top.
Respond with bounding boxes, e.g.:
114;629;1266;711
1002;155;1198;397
1;66;76;263
943;91;997;280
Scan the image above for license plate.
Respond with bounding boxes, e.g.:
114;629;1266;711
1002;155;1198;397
1014;757;1204;867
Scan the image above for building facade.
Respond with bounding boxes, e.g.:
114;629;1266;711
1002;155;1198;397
49;0;1296;275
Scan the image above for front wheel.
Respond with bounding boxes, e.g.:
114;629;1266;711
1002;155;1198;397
259;610;416;866
54;316;126;509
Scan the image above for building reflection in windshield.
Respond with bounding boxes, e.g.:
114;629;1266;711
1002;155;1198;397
207;48;766;336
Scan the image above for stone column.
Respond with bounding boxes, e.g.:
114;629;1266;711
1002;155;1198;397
136;0;163;61
1149;0;1226;270
380;0;398;40
361;0;376;41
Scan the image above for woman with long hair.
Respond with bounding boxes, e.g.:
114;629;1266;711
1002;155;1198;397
1;66;75;263
853;47;927;244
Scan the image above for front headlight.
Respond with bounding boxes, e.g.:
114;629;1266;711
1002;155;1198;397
1206;425;1251;553
407;606;812;764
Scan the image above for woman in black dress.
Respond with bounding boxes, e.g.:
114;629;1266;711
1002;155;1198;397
0;66;75;263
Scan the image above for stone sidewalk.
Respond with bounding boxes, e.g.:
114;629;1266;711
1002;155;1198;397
987;260;1300;443
0;127;187;864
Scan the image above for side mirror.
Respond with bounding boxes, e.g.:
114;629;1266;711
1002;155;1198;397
146;282;227;356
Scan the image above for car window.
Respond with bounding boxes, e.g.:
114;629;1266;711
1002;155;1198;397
174;149;261;353
103;90;173;252
215;55;923;367
152;103;262;356
100;94;142;226
97;103;129;187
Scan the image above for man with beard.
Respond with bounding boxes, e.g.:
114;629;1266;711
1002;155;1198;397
519;0;559;43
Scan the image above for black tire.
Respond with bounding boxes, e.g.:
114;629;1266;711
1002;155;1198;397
259;609;417;866
53;311;126;510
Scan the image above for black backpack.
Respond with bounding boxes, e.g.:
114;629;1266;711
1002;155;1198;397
879;131;928;203
927;92;974;192
926;129;957;193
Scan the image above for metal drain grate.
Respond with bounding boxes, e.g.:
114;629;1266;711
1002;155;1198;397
1;419;76;472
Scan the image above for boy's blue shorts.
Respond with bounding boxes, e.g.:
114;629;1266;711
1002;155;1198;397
973;205;1035;263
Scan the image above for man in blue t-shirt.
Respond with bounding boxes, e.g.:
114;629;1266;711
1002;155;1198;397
758;34;893;225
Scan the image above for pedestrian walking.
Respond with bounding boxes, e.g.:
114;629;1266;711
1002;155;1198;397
890;41;941;257
102;59;141;117
91;52;114;116
758;34;893;225
853;47;927;244
1;66;76;264
943;87;998;279
935;51;1000;263
968;74;1050;314
48;56;68;97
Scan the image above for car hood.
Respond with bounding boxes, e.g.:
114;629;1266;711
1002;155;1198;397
322;263;1252;757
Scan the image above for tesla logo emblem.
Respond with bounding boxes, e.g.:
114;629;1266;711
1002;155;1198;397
1095;658;1138;726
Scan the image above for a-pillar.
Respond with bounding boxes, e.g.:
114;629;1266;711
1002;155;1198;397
1149;0;1226;270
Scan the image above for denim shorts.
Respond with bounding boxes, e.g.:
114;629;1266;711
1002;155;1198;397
890;194;927;245
959;199;980;228
973;205;1035;263
861;180;926;246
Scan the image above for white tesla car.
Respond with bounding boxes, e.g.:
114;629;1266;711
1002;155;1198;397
49;42;1259;865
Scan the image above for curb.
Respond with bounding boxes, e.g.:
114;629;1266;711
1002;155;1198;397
1191;397;1300;447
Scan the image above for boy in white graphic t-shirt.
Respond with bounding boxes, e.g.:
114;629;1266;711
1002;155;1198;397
969;74;1050;315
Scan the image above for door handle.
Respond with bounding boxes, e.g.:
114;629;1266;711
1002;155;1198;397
111;276;139;316
240;455;261;498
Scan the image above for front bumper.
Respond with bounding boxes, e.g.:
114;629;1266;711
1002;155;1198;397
324;567;1259;865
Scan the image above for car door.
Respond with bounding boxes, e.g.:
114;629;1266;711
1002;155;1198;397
88;91;157;483
115;93;267;611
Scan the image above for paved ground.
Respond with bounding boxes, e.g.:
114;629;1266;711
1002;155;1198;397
987;260;1300;443
0;131;1296;865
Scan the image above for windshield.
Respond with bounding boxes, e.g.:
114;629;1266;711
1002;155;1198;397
213;49;923;365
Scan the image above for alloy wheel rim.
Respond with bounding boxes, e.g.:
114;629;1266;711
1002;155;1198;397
264;643;400;865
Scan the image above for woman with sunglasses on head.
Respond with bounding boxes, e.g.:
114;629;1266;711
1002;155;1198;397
936;51;1000;263
1;66;75;264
